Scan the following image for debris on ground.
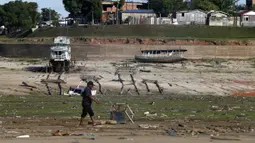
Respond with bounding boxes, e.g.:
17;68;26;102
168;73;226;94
88;120;117;125
168;128;177;136
70;132;95;137
118;137;134;140
16;135;30;138
139;124;159;129
140;69;151;73
210;135;241;141
160;113;168;118
7;131;20;134
52;130;70;136
86;138;95;140
144;111;157;117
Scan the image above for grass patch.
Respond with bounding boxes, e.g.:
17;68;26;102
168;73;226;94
0;95;255;120
27;25;255;39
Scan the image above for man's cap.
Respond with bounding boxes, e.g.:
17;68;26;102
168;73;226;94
87;81;95;86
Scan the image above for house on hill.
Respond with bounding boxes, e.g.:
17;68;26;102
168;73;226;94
207;11;229;26
176;9;207;25
240;11;255;27
102;0;149;23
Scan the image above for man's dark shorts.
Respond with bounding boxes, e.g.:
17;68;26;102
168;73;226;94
81;102;94;118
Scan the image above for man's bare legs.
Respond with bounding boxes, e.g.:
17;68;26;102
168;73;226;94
79;116;96;126
79;117;85;126
90;116;96;126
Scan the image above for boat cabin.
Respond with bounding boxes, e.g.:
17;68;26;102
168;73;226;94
140;49;187;57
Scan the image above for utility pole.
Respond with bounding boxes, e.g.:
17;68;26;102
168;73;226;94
49;7;51;21
92;6;94;25
116;0;120;25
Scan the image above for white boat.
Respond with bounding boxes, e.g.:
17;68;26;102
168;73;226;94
135;49;187;63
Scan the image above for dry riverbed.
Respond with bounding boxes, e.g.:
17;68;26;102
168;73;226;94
0;57;255;140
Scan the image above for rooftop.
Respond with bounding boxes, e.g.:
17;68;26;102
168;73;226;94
103;0;148;3
122;9;154;13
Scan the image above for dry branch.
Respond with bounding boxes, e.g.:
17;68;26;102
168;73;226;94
210;136;241;141
20;82;37;89
41;79;66;84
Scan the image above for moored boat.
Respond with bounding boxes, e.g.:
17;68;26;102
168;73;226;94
135;49;187;63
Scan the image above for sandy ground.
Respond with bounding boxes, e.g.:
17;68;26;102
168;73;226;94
2;136;255;143
0;57;255;141
0;57;254;96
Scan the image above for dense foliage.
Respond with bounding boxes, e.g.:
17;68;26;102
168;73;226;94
0;0;40;32
149;0;239;16
41;8;60;21
63;0;102;22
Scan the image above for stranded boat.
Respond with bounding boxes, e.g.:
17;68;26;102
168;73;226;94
135;49;187;63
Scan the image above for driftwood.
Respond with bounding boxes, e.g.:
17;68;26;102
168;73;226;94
41;79;66;84
130;74;140;95
20;82;37;89
210;136;241;141
140;69;151;73
142;79;163;94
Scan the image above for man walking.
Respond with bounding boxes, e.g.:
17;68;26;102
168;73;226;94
79;81;100;126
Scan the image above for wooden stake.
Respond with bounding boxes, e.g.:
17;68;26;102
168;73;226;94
154;81;163;94
142;80;150;92
45;83;52;95
58;83;62;96
118;74;124;95
94;78;103;95
130;74;140;95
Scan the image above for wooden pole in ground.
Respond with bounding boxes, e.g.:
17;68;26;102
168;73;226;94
154;81;163;94
58;83;62;95
94;78;103;95
46;72;52;95
45;83;52;95
118;74;124;95
142;80;150;92
130;74;140;95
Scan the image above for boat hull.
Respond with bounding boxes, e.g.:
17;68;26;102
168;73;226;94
135;55;187;63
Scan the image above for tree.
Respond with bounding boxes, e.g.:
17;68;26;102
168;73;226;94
114;0;125;9
92;0;102;22
41;8;60;21
190;0;238;12
63;0;102;22
190;0;218;11
210;0;238;12
63;0;83;17
149;0;187;17
0;0;40;32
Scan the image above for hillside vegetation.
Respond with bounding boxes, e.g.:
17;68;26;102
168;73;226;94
28;25;255;39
